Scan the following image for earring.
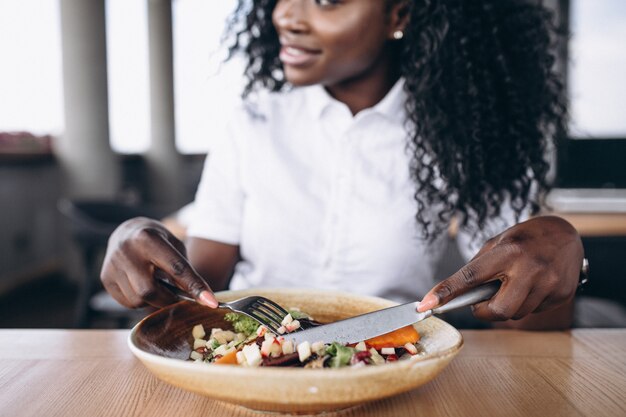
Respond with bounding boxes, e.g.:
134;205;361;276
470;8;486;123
393;30;404;40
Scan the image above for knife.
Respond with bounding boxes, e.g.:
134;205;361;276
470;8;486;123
287;280;501;346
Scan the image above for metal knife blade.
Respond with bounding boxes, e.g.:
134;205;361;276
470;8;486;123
286;281;501;346
287;302;431;346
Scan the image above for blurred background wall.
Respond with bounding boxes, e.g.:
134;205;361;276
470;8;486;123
0;0;625;328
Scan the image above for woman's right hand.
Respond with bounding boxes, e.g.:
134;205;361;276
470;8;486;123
100;217;219;309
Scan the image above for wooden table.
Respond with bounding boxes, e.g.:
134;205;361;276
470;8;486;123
1;329;624;417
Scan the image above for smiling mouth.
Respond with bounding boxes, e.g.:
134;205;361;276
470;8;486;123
279;45;321;67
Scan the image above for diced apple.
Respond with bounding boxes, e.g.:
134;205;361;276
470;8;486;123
190;350;203;361
236;351;245;365
281;313;293;326
285;320;301;332
270;342;282;358
381;347;396;355
242;344;262;367
297;341;311;362
213;332;225;344
355;341;367;351
192;324;205;340
404;343;418;355
277;326;286;334
369;348;385;365
213;330;235;345
261;338;275;357
210;327;223;337
193;339;207;349
207;338;218;350
311;341;325;355
282;340;294;355
256;325;268;337
214;344;231;357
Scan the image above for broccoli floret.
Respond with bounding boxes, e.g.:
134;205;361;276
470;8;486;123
224;312;260;336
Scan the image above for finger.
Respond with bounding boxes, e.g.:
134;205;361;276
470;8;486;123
101;264;142;309
167;234;188;257
138;230;218;308
125;263;180;308
469;236;499;261
533;286;576;314
113;271;148;309
102;278;135;309
509;288;547;320
471;278;530;321
418;246;509;312
522;269;576;314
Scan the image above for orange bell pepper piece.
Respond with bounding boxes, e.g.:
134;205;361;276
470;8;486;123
366;325;420;349
214;349;239;365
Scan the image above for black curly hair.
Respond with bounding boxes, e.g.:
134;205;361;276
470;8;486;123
224;0;567;239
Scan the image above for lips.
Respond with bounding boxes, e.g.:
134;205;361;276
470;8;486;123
278;43;321;67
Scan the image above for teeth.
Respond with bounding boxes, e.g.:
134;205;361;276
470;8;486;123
285;46;305;56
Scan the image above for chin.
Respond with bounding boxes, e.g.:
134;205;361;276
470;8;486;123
283;67;323;87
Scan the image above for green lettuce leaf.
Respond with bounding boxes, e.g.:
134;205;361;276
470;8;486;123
326;342;356;368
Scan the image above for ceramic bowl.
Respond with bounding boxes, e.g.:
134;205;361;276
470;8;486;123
128;288;463;414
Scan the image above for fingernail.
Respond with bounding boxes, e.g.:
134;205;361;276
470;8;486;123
418;294;439;312
198;291;218;308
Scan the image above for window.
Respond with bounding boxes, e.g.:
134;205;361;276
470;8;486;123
105;0;151;154
173;0;244;154
556;0;626;189
569;0;626;138
0;1;64;136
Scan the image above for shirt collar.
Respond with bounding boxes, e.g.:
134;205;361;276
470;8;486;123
371;77;406;123
303;78;407;123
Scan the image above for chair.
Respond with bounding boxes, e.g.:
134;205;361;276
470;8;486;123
59;199;165;328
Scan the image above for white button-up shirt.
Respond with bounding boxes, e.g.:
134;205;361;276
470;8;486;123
187;80;518;303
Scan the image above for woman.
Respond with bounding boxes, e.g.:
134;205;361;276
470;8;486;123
101;0;583;329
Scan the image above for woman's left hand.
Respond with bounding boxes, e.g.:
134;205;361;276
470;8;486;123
418;216;584;322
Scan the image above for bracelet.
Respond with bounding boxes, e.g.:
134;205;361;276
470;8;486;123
578;258;589;288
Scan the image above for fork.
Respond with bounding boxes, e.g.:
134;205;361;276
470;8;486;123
157;280;291;334
217;296;292;335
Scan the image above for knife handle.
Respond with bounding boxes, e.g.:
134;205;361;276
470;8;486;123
431;280;502;315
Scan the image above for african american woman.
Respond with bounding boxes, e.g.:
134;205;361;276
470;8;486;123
101;0;584;330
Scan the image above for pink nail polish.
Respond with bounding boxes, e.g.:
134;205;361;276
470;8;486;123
199;291;218;308
417;294;438;312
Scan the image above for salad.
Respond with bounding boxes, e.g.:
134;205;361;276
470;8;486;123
188;308;423;368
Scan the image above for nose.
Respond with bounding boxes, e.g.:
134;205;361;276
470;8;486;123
273;0;309;34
